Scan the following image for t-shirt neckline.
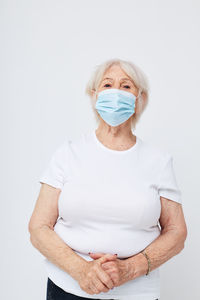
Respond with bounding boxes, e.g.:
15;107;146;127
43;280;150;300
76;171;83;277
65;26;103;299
92;129;140;154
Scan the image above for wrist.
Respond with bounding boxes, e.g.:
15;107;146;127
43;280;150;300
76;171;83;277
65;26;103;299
63;253;88;281
73;259;88;282
127;252;149;280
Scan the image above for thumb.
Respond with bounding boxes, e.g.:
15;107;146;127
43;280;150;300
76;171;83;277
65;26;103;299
98;253;118;265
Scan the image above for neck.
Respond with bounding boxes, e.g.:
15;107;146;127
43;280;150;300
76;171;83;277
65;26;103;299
95;121;136;151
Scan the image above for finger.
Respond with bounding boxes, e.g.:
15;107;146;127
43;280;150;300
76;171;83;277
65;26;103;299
100;261;119;286
104;269;118;286
101;263;119;283
101;261;117;269
89;252;105;259
88;284;101;295
98;254;117;264
91;275;109;294
96;265;115;289
86;286;95;295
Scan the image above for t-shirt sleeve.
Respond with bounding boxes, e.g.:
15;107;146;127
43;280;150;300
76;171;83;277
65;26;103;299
38;140;70;191
158;154;182;204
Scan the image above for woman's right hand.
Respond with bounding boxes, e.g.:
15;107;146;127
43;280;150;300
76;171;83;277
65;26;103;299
77;253;118;295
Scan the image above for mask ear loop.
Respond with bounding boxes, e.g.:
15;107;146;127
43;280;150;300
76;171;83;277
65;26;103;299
94;89;98;99
136;89;142;100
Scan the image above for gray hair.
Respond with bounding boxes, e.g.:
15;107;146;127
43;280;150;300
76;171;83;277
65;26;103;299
85;58;150;129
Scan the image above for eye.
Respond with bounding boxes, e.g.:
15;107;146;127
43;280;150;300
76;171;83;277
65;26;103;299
123;85;130;89
104;84;111;87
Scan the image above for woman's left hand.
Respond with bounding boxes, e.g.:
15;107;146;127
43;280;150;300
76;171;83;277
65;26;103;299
89;252;135;287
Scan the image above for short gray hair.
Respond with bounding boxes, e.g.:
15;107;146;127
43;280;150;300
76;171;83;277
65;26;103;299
85;58;150;129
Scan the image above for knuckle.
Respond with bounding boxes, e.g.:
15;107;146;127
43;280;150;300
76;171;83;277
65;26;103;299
92;264;98;272
95;283;102;292
97;285;106;294
79;281;85;288
114;267;119;273
105;278;111;286
102;283;109;291
91;287;99;295
115;277;120;285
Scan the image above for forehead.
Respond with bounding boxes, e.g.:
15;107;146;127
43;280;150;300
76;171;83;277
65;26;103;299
102;77;132;82
101;65;133;83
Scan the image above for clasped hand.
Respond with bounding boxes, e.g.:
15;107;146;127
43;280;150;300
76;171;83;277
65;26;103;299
77;252;135;295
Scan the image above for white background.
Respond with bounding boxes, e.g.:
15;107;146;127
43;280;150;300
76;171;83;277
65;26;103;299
1;0;199;299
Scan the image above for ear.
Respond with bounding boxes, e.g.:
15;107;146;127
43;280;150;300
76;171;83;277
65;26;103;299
91;89;97;100
135;91;147;113
141;91;147;104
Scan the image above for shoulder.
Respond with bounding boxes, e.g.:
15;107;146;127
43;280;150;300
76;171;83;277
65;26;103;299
138;136;172;167
53;138;71;157
62;130;92;153
49;132;89;162
54;131;86;152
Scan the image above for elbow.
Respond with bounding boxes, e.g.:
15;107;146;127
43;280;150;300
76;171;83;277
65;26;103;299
177;227;188;254
28;219;33;235
180;222;188;245
28;219;44;246
28;220;39;247
28;213;47;236
182;228;188;248
28;217;38;236
28;218;53;247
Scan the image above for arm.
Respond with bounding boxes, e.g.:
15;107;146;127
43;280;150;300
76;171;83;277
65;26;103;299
28;183;86;281
127;197;188;280
28;183;117;295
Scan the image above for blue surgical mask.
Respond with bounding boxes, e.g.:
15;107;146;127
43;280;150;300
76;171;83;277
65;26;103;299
95;88;136;127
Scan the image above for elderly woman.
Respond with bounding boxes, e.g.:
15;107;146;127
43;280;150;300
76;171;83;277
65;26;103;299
28;58;187;300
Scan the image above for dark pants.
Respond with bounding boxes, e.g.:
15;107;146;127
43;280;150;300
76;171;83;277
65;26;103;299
46;277;159;300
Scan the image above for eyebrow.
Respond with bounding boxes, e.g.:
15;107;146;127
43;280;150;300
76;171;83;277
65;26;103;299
102;77;134;83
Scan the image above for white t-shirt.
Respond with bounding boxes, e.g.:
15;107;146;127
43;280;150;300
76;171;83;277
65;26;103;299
39;129;182;300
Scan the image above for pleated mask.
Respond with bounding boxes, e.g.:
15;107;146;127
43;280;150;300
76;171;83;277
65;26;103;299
95;88;136;127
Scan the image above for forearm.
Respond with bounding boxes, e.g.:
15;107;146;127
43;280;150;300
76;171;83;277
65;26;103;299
29;225;86;281
127;229;186;280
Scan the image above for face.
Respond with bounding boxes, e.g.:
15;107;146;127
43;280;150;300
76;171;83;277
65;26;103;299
94;64;139;99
